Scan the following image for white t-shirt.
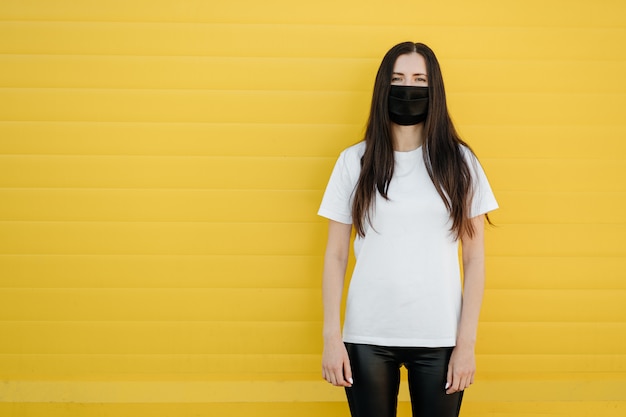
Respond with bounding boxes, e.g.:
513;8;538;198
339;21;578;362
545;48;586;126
318;141;498;347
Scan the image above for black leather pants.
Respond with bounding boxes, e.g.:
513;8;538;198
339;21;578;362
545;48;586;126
344;343;463;417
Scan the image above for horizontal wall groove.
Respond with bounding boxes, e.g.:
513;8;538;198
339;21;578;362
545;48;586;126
2;155;625;162
0;320;324;324
7;55;618;65
3;87;626;96
2;320;623;325
486;254;626;259
1;220;623;226
0;121;361;126
0;154;336;159
12;219;619;225
0;187;326;191
0;87;373;93
2;21;626;30
0;220;324;224
0;187;327;192
0;287;320;290
0;254;322;257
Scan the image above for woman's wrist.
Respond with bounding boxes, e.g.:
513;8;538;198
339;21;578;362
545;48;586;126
323;328;342;342
455;335;476;349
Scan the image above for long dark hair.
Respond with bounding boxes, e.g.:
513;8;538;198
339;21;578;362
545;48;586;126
352;42;483;240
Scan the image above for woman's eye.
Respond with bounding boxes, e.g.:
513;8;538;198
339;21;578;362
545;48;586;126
391;77;402;82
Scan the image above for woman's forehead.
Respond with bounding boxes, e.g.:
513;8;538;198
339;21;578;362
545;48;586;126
393;53;427;74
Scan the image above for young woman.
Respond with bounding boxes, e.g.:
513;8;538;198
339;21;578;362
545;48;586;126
318;42;498;417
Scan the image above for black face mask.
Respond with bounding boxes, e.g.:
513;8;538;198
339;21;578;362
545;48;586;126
388;85;429;126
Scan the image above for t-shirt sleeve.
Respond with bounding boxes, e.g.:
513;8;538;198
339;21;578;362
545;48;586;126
318;150;357;225
464;148;499;218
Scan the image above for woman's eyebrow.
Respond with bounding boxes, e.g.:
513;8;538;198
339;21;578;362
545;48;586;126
392;72;427;76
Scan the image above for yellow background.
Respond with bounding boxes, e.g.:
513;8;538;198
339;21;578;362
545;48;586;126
1;0;625;416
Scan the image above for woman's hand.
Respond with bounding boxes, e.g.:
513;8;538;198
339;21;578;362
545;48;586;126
322;336;353;387
445;344;475;394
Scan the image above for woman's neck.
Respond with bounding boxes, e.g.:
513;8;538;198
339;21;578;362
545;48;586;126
391;123;425;152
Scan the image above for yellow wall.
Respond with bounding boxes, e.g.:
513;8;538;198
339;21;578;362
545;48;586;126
1;0;625;416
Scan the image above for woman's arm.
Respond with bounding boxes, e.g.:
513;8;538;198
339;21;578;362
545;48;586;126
321;220;353;387
446;214;486;394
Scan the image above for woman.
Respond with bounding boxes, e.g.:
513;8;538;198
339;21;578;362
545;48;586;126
318;42;498;417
